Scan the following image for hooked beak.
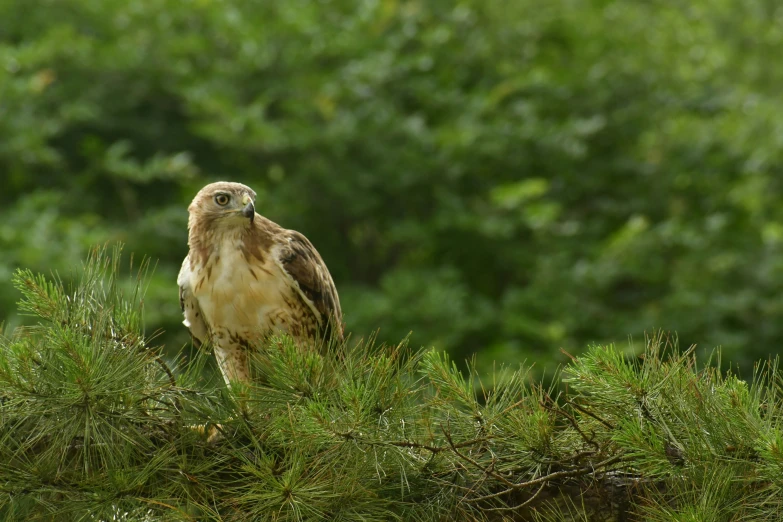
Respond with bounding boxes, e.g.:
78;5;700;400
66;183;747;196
241;194;255;224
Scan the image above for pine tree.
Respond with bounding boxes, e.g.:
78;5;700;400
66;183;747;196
1;246;781;521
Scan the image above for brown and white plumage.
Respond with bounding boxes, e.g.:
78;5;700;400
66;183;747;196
177;181;343;385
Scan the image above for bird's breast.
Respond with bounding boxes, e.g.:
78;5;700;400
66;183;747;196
191;239;301;339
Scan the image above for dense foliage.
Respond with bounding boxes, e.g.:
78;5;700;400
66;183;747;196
2;248;782;521
2;0;783;372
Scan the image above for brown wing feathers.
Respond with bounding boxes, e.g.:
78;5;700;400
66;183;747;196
278;230;343;341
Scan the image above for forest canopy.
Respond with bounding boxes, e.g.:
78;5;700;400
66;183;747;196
2;0;783;374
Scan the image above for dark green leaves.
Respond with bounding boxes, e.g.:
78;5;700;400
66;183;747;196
3;0;783;376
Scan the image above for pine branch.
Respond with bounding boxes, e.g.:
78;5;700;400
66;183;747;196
1;250;782;521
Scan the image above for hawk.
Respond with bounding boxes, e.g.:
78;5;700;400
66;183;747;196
177;181;343;385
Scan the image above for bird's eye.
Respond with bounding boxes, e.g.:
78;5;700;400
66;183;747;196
215;194;230;206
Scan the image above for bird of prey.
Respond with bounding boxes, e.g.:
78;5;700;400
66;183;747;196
177;181;343;385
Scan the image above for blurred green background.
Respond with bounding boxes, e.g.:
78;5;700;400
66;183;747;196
2;0;782;376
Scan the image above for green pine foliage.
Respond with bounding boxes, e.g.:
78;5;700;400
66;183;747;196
1;249;782;521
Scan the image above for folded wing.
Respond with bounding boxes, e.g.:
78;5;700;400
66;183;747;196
275;230;343;342
177;254;208;348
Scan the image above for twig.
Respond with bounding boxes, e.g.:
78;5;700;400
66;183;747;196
458;460;493;503
443;426;517;488
567;400;615;430
385;440;449;453
469;481;547;509
464;485;517;503
542;401;600;450
473;453;625;506
442;422;625;495
153;354;177;388
497;398;529;418
515;454;624;490
364;436;494;455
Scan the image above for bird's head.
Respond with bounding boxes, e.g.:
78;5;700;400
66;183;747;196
188;182;257;231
